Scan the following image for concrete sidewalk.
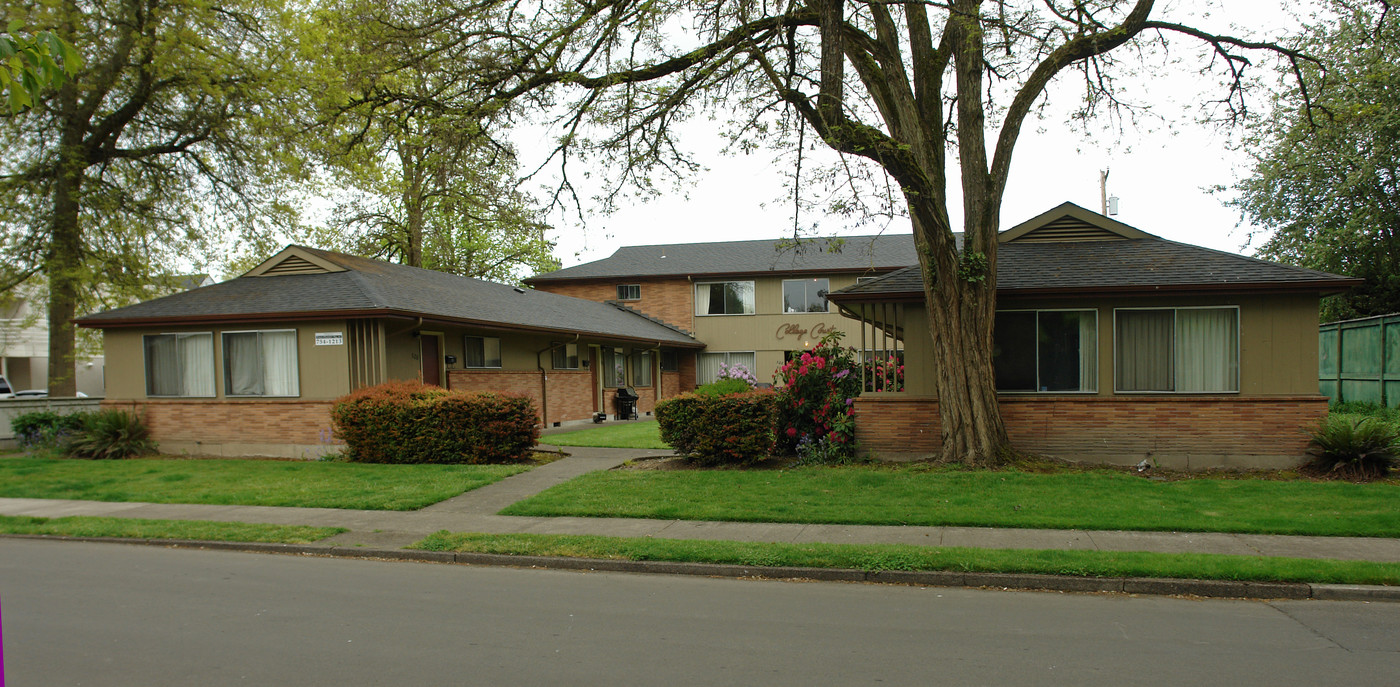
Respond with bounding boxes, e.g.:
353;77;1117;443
3;443;1400;565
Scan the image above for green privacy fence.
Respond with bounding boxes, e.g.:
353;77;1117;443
1319;312;1400;407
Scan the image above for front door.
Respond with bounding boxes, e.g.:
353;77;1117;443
421;335;441;387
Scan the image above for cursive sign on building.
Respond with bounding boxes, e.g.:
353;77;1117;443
775;322;839;341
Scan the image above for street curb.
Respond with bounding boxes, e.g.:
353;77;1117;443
8;533;1398;602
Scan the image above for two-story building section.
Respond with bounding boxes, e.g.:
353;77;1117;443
525;234;918;386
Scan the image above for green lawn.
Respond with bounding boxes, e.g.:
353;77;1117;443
500;465;1400;538
0;456;531;510
0;514;344;543
541;420;669;449
412;531;1400;586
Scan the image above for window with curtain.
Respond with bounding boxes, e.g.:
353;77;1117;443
782;278;830;313
1115;307;1238;392
695;281;755;315
223;330;300;397
601;347;626;387
551;342;579;370
632;351;653;387
993;310;1097;392
464;336;501;368
696;351;757;384
144;333;215;397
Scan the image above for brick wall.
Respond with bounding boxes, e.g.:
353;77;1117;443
103;399;339;458
447;369;596;425
853;394;1329;470
533;279;695;332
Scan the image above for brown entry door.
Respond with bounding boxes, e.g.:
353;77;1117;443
421;335;441;386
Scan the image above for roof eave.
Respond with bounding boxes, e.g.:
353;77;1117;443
827;278;1363;303
77;308;705;348
527;265;910;285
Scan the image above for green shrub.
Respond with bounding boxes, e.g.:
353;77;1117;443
1306;415;1400;480
62;410;157;460
331;380;539;464
1330;401;1400;424
11;410;90;450
656;390;778;466
694;378;753;397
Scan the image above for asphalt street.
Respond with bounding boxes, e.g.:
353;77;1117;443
3;539;1398;686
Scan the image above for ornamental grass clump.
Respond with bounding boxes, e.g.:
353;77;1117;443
62;409;157;460
331;380;539;464
1306;414;1400;480
774;332;863;463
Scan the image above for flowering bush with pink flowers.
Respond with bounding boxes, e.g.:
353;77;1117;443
862;353;905;392
774;332;863;462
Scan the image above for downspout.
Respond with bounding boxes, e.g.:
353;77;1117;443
536;333;580;428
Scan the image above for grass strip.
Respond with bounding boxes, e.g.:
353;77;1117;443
541;420;669;449
0;456;531;510
411;531;1400;586
501;467;1400;538
0;514;345;543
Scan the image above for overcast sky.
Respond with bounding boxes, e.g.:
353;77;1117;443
513;0;1319;269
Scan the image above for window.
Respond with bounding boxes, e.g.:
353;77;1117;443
223;330;300;397
1116;307;1239;392
144;333;215;397
856;276;880;284
616;284;641;301
994;310;1098;393
551;342;579;370
601;347;626;388
697;351;756;385
464;336;502;368
695;281;755;315
660;350;679;372
782;278;830;313
632;351;653;387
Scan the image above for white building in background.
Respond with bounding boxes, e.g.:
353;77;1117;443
0;275;215;396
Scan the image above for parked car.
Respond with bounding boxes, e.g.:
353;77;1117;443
9;389;88;399
0;375;12;399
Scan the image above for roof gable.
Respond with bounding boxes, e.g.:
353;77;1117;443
243;247;348;277
998;202;1154;243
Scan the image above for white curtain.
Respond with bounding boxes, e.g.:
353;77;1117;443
731;282;755;314
729;351;756;375
180;334;214;397
1176;309;1238;392
262;331;299;396
695;283;711;315
1116;310;1174;391
633;351;653;387
225;332;263;395
1078;311;1098;391
145;335;176;396
697;353;723;384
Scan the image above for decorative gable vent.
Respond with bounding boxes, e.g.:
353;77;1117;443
1011;216;1126;243
260;254;331;276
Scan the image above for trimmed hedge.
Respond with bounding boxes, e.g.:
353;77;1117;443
11;410;90;450
331;381;539;464
656;390;778;466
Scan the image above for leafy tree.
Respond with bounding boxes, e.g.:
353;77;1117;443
0;0;309;395
0;22;81;112
383;0;1306;464
305;0;559;283
1232;2;1399;322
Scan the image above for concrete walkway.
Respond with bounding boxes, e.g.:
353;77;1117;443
4;444;1400;564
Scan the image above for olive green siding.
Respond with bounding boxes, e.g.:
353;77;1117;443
890;292;1321;398
103;320;352;401
692;274;866;382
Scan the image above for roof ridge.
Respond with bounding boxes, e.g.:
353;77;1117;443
604;300;696;338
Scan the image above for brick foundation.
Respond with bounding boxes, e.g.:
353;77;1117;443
854;394;1330;470
103;399;340;459
447;369;596;426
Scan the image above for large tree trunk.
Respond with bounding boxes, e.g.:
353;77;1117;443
910;210;1010;466
45;86;85;398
